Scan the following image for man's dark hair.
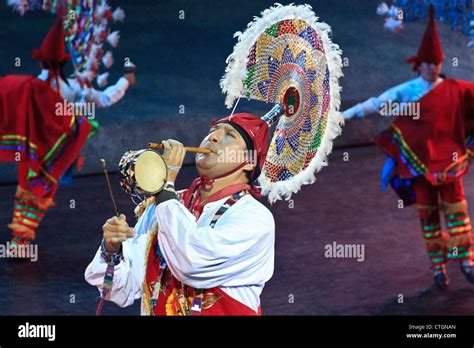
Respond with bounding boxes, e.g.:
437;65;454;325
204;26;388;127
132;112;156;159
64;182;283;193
41;61;70;86
244;168;252;182
221;120;258;185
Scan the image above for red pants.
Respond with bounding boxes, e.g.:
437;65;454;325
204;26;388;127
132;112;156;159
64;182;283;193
8;162;57;242
413;177;473;267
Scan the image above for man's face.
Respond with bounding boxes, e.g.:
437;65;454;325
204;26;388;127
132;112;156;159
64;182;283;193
196;122;250;178
419;62;442;83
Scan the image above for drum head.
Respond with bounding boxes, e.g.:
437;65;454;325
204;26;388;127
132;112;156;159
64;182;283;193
135;150;167;194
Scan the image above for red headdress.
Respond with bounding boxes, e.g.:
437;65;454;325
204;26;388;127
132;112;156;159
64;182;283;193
32;11;70;92
32;13;70;67
406;4;444;71
182;113;269;213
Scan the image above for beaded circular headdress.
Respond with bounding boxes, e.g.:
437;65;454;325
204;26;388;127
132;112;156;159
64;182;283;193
220;3;344;202
8;0;126;90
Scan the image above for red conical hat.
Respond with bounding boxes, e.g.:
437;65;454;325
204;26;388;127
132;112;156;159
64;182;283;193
32;14;70;66
406;4;444;71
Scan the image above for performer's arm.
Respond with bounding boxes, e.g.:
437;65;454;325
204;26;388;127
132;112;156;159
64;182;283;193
343;83;405;119
457;80;474;133
84;203;154;307
83;77;130;108
155;199;275;289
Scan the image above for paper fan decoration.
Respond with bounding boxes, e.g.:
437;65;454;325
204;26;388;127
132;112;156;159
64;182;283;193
220;3;344;202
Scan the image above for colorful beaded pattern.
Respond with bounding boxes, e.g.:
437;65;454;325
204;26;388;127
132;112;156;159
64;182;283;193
243;19;331;183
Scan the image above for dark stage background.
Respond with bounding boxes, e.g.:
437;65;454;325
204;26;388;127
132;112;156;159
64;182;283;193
0;0;473;315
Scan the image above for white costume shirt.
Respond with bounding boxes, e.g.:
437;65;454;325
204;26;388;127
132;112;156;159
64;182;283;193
85;194;275;314
344;76;443;118
37;69;129;108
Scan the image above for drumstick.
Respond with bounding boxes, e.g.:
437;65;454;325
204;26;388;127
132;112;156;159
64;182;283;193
148;143;211;154
99;159;119;217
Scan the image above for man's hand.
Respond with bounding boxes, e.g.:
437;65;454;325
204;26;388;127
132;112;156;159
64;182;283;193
124;72;136;86
102;214;135;253
122;61;136;86
161;139;186;183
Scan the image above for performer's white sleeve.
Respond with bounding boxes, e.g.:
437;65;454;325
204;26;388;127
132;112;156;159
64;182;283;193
344;82;407;118
84;203;155;307
156;199;275;289
83;77;130;108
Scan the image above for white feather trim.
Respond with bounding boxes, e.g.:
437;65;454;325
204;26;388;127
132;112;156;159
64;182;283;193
112;7;126;22
107;31;120;47
76;70;95;83
384;17;403;32
387;5;401;18
376;2;389;16
102;51;114;68
93;25;106;42
97;1;110;20
219;3;344;203
90;43;103;58
97;72;110;87
8;0;28;15
86;55;99;71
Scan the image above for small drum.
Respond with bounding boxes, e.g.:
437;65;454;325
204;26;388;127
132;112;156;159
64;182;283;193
118;149;168;195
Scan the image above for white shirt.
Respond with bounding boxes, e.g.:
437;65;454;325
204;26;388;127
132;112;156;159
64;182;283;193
344;76;443;118
84;194;275;315
37;69;129;108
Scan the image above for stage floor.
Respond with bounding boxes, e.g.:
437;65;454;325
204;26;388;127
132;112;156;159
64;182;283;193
1;145;474;315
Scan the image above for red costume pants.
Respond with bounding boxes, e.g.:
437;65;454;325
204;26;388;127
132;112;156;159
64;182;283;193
413;176;473;267
8;162;57;245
